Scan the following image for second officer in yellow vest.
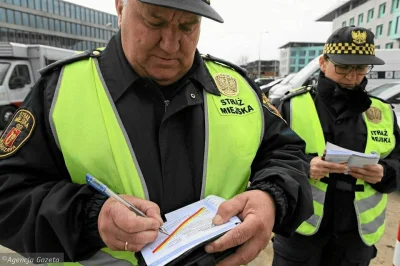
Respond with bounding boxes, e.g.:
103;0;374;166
0;0;314;265
274;26;400;266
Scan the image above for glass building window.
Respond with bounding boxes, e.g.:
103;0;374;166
113;16;117;28
0;28;8;42
86;9;90;22
99;12;103;25
49;18;54;31
100;29;104;39
71;23;76;34
60;21;65;33
41;0;47;12
47;0;53;13
96;28;100;39
342;21;346;27
43;17;48;29
20;0;27;7
55;20;60;31
396;16;400;33
95;11;99;24
76;6;80;20
13;0;21;5
392;0;400;13
386;42;394;48
358;13;363;25
81;25;86;36
376;24;383;38
7;10;15;24
349;17;354;26
22;12;28;26
14;11;22;25
76;24;81;35
290;50;297;56
91;27;95;38
34;0;41;10
388;21;392;35
53;0;59;15
90;10;94;23
29;14;35;27
379;3;386;18
60;1;65;16
0;8;5;23
66;22;71;34
368;8;374;22
81;7;85;21
28;0;34;9
299;58;305;64
6;0;12;4
65;3;70;17
36;16;42;29
15;30;23;44
8;29;16;42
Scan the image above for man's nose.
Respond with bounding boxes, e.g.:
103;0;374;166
345;68;358;80
160;27;180;54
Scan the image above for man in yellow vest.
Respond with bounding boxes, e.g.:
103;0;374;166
274;26;400;266
0;0;314;265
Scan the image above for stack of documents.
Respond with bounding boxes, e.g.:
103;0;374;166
323;142;380;168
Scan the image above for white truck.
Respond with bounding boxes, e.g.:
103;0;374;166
0;42;76;128
268;49;400;107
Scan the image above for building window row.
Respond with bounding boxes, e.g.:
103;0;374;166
1;0;118;28
290;49;322;57
0;26;107;51
0;7;115;40
343;1;400;28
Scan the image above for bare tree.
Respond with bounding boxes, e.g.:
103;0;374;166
237;55;249;66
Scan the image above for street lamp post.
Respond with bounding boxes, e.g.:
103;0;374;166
258;31;269;79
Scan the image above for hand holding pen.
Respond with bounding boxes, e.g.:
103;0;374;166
86;174;168;252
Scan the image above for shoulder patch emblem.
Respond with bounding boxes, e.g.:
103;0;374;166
214;73;239;97
0;109;36;159
365;107;382;123
262;93;283;119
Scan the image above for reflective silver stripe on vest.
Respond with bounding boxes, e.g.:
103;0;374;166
311;184;325;205
305;213;320;227
93;59;150;201
79;250;133;266
200;90;210;200
49;66;65;150
357;192;383;214
360;208;386;234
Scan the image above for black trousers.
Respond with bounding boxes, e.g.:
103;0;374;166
272;232;377;266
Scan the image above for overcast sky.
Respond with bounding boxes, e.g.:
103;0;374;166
66;0;345;64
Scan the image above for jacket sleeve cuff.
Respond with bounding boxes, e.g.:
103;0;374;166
247;182;288;227
79;192;107;252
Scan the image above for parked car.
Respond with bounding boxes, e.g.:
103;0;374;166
260;78;283;94
254;77;275;87
368;83;400;118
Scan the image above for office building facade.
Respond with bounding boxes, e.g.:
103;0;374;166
244;60;279;79
317;0;400;49
0;0;119;51
279;42;324;77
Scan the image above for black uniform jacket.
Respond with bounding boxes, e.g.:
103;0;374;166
0;32;313;262
280;72;400;238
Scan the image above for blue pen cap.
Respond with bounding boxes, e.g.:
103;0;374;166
86;174;107;195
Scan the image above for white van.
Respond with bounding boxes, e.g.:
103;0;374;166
268;49;400;106
0;42;76;128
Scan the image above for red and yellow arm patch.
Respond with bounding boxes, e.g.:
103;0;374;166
0;109;36;159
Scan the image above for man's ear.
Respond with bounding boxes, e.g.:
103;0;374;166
319;55;327;73
116;0;124;27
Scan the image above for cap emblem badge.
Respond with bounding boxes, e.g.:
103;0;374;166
352;30;367;45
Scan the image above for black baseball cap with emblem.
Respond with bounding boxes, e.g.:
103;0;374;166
138;0;224;23
323;26;385;65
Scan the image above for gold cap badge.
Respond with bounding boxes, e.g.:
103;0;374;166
214;74;239;97
352;30;367;45
365;107;382;123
